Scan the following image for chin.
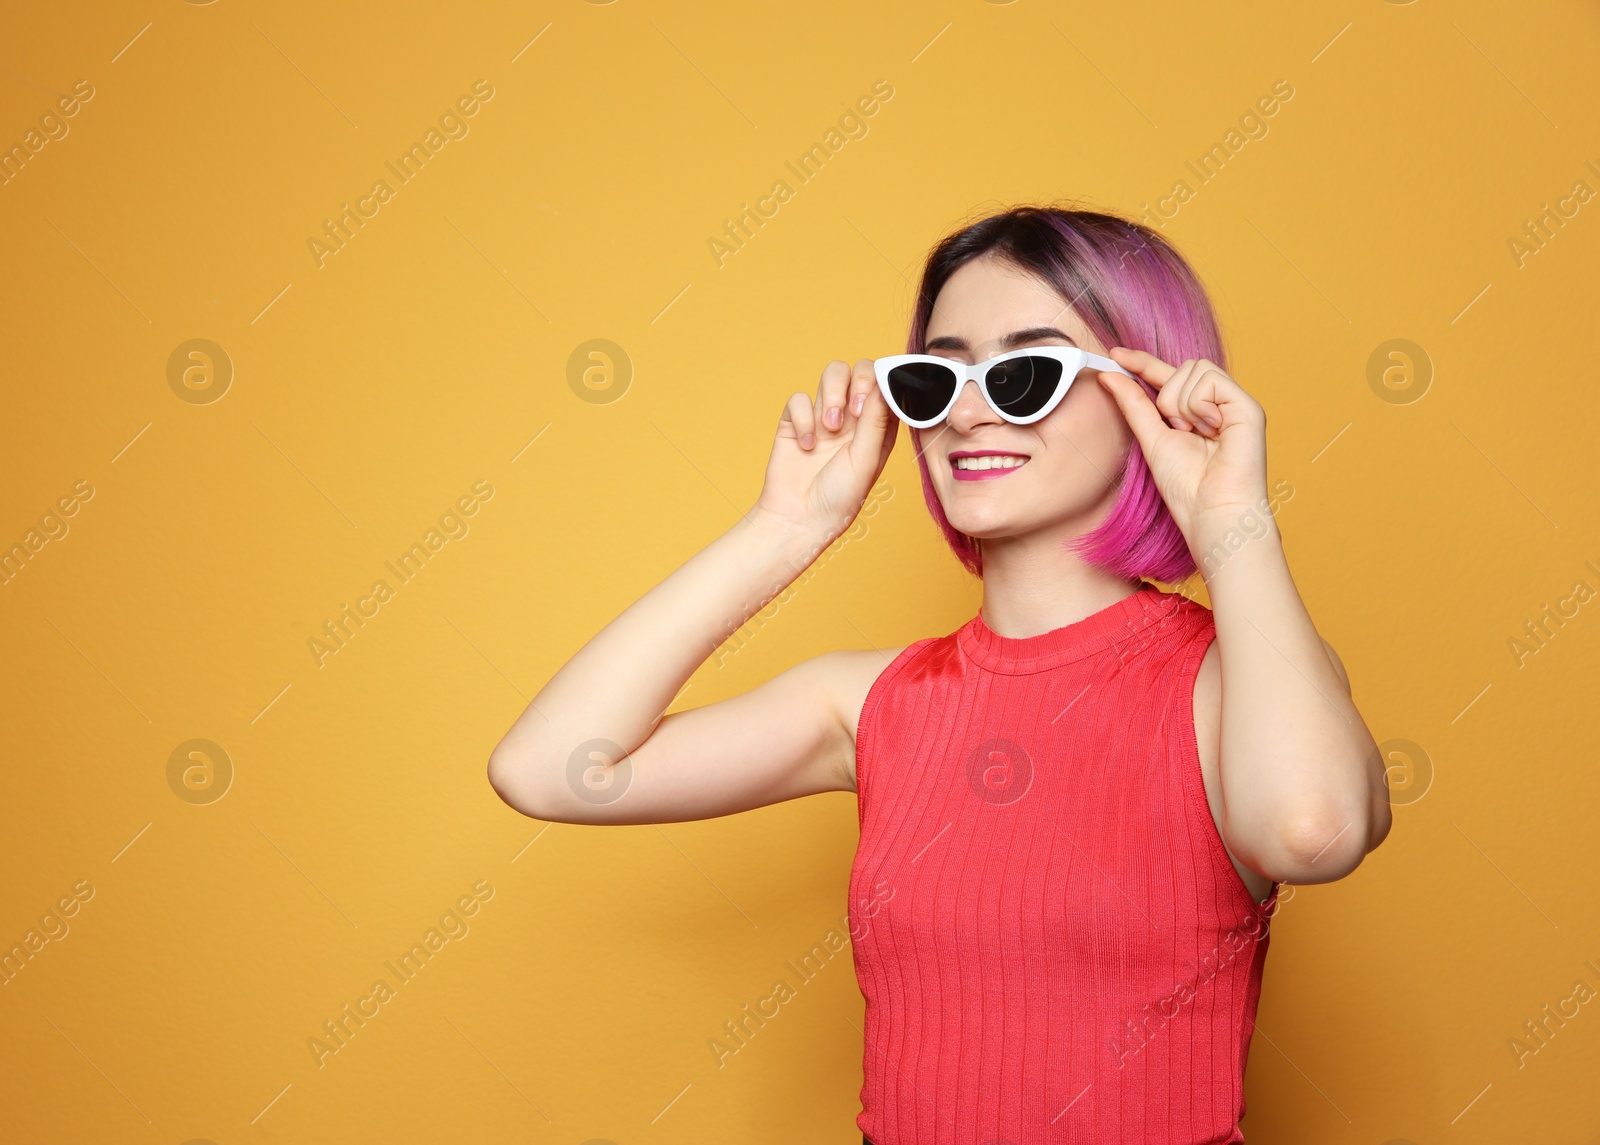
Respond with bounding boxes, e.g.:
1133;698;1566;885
943;508;1028;540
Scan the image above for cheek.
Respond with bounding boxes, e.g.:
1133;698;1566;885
916;427;951;474
1090;392;1133;455
1050;386;1131;469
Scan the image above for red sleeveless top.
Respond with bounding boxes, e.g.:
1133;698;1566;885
848;584;1279;1144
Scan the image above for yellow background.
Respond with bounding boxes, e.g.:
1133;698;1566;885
2;1;1598;1141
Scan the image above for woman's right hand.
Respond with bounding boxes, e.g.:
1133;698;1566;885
754;358;899;544
490;359;899;825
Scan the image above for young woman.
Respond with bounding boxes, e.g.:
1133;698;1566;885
488;205;1392;1144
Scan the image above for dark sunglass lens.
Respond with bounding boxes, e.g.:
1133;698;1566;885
984;356;1065;418
886;361;958;422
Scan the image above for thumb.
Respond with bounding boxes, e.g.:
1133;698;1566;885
1096;370;1168;456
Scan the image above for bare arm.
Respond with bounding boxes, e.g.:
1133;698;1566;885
487;359;899;824
1200;521;1390;883
1099;348;1392;887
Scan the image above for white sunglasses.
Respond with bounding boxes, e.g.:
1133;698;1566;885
873;347;1134;428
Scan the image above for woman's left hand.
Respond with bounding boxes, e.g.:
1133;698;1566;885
1094;348;1269;543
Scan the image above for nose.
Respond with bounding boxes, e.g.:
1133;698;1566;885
945;377;999;434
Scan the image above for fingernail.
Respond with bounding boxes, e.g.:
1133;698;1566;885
852;393;866;415
826;406;841;429
800;433;815;449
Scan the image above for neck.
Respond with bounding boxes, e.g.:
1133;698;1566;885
977;529;1143;639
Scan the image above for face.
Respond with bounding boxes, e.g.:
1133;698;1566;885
914;253;1133;545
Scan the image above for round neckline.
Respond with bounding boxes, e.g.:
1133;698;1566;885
957;583;1182;674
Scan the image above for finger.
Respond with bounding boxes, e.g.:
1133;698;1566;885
1196;363;1228;434
1154;359;1198;425
1173;361;1222;435
1108;346;1181;388
1183;359;1260;435
845;358;875;423
817;360;851;434
847;377;897;473
782;391;817;449
1096;369;1170;455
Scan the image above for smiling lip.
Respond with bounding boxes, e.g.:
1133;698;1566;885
949;449;1031;482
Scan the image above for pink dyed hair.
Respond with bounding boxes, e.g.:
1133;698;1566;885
905;204;1226;584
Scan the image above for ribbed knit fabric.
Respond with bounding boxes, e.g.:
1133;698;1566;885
848;584;1279;1144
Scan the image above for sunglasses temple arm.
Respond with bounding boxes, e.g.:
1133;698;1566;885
1083;352;1136;379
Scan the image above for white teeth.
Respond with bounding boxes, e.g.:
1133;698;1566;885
955;455;1027;471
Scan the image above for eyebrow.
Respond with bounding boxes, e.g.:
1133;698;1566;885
923;326;1079;352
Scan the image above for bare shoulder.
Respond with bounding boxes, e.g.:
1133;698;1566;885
802;645;911;792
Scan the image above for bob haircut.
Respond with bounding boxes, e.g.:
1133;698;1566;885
905;204;1226;585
